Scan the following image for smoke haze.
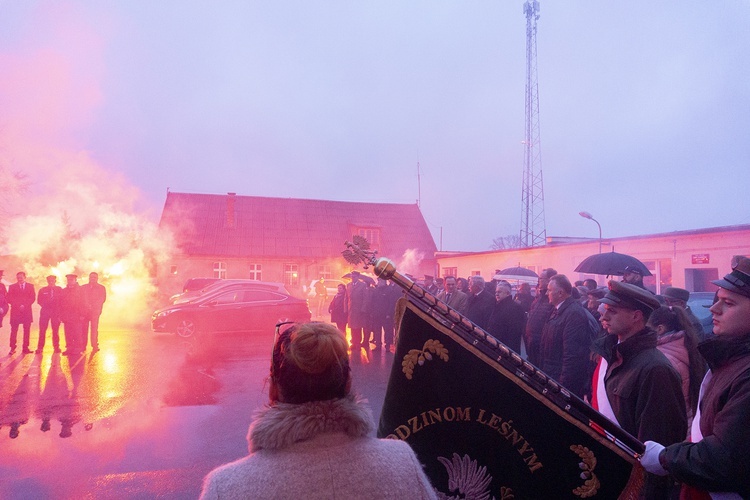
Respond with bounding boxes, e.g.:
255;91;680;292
0;3;170;326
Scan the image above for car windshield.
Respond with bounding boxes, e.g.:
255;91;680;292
687;292;715;320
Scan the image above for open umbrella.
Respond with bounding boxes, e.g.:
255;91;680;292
574;251;651;276
493;266;539;282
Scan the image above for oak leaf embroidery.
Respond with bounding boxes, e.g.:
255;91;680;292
402;339;449;380
570;444;600;497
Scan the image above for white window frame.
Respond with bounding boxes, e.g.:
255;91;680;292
318;265;332;279
355;228;381;248
213;262;227;279
248;263;262;281
284;263;299;286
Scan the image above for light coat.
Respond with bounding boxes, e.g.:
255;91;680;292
200;396;437;500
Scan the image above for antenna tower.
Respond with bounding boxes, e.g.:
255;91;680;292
520;0;546;247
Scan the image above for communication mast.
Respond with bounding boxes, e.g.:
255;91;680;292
519;0;547;247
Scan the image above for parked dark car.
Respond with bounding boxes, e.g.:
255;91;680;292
182;277;221;293
153;285;311;338
686;291;716;337
168;278;222;304
170;279;287;305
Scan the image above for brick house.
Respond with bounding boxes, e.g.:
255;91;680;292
157;191;438;298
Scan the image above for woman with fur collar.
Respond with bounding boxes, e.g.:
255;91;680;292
200;321;437;499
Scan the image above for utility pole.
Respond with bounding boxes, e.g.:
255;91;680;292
519;0;547;247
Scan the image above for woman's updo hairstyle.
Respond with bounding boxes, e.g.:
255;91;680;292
271;322;351;404
648;305;689;333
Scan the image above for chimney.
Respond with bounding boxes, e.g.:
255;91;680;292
226;192;236;228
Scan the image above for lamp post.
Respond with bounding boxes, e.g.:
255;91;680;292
579;211;602;254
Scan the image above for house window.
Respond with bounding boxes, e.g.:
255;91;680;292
170;265;178;275
471;270;481;276
354;228;381;248
213;262;227;279
284;264;299;286
443;267;457;277
249;263;262;281
318;265;332;279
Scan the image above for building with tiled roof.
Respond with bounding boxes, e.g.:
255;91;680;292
157;191;438;297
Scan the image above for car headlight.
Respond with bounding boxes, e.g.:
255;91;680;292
154;310;175;319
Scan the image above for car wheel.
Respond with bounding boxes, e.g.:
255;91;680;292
176;317;198;338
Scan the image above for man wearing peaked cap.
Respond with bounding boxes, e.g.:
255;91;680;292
599;280;660;316
591;280;686;498
621;264;650;292
640;257;750;497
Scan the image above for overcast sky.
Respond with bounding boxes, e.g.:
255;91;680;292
2;0;749;253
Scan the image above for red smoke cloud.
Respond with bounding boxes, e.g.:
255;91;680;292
0;3;172;326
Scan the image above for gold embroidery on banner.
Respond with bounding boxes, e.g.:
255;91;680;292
570;445;600;498
402;339;449;380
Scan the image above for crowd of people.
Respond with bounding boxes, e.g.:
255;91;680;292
201;256;750;497
0;270;106;356
327;271;403;351
274;258;750;498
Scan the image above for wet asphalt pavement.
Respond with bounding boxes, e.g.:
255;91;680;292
0;321;395;499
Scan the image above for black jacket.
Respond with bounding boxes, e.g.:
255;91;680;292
592;329;687;499
525;292;553;366
661;335;750;497
465;290;495;329
487;296;526;353
539;298;597;398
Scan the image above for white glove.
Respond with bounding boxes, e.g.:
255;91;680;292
639;441;668;475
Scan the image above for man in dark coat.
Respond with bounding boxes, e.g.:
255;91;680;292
59;274;85;356
539;275;598;399
640;257;750;498
524;268;557;365
487;280;525;353
7;271;36;355
36;275;63;354
423;275;438;295
465;276;494;329
347;272;369;348
591;280;687;498
370;278;393;350
0;269;7;327
513;282;534;314
81;272;107;352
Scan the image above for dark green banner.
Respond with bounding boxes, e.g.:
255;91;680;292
378;299;642;499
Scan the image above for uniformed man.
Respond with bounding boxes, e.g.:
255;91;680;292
81;272;107;352
640;257;750;497
591;280;687;498
36;275;63;354
60;274;85;356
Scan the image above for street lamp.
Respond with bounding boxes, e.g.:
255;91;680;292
579;211;602;254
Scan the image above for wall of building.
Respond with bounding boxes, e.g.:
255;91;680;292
437;226;750;293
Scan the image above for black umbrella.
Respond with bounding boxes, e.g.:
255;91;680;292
493;266;539;282
574;251;651;276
